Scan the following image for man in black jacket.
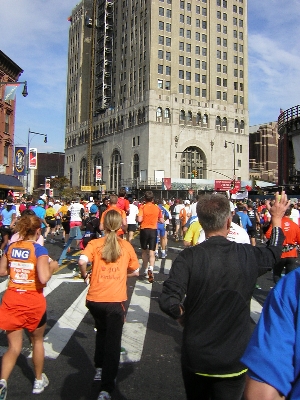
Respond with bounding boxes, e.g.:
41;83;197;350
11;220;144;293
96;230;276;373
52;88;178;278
159;192;289;400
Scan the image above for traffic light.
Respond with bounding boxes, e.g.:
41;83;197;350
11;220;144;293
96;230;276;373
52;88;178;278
194;170;198;178
191;173;195;179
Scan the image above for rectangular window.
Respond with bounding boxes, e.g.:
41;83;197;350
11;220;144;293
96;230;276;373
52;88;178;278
187;16;191;24
202;61;207;70
195;87;200;96
179;84;184;93
167;0;172;3
223;52;227;60
217;63;221;72
179;56;184;64
223;92;227;100
223;78;227;87
158;64;163;74
186;29;191;38
186;43;191;52
239;70;243;78
233;30;237;38
233;17;237;25
202;34;207;42
239;44;243;52
166;51;171;61
239;57;243;65
223;0;227;8
239;31;243;40
217;10;221;19
234;43;238;51
186;71;191;80
180;28;184;36
166;23;171;32
202;88;207;97
159;21;164;30
217;24;221;32
223;65;227;73
223;25;227;34
234;81;238;90
239;19;243;27
180;14;184;23
240;82;243;91
195;45;200;55
217;37;221;45
217;50;221;59
233;4;237;12
196;6;200;14
196;19;200;27
195;32;200;41
158;49;164;59
239;7;243;15
158;79;163;88
217;77;221;86
195;59;200;68
179;70;184;79
159;7;164;16
234;55;238;64
234;95;238;103
223;38;227;47
180;0;184;9
187;2;191;11
223;13;227;21
202;7;207;16
166;9;172;17
165;81;170;90
186;86;191;95
158;35;164;44
217;0;221;5
216;90;221;99
166;37;171;46
195;73;200;82
166;65;171;75
234;68;238;77
202;75;207;83
186;57;191;66
179;42;184;51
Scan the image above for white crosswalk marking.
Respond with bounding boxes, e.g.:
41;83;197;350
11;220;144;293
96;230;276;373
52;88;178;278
0;263;265;360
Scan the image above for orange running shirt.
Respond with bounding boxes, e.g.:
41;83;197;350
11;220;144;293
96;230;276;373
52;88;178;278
265;216;300;258
82;237;139;302
6;240;48;291
138;202;162;229
100;204;126;235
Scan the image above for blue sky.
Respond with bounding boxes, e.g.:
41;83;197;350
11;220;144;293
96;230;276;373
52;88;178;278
1;0;300;153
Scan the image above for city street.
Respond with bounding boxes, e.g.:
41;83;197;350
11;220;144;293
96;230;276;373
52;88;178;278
0;232;281;399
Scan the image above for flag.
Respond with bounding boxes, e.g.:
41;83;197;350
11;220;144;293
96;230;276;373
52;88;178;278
95;166;102;181
29;148;37;169
4;83;20;101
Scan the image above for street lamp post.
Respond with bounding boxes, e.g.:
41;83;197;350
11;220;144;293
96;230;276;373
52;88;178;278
224;140;236;179
27;129;48;194
0;81;28;97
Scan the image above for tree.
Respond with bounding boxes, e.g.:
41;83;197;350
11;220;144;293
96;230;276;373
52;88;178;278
50;176;71;198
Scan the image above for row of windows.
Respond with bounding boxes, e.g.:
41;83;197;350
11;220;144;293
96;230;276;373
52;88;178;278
180;1;207;12
178;70;206;83
158;7;171;17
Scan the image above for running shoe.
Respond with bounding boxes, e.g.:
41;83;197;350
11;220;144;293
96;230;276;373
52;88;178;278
155;253;159;261
0;379;7;400
147;268;154;283
98;391;111;400
32;373;49;394
94;368;102;381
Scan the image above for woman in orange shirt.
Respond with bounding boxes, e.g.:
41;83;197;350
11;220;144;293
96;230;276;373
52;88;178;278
78;210;139;400
0;214;58;399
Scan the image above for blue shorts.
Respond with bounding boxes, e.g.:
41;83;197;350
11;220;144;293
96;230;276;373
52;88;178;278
157;223;166;238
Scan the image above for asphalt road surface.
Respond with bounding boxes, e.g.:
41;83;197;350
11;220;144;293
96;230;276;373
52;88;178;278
0;230;290;399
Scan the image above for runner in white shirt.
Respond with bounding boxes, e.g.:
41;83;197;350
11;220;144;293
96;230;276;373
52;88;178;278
126;200;139;242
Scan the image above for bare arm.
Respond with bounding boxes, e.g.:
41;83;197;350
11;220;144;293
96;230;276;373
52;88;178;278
0;254;8;276
244;376;285;400
36;256;58;284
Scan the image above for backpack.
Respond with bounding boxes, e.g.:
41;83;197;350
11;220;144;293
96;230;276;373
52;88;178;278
117;197;130;215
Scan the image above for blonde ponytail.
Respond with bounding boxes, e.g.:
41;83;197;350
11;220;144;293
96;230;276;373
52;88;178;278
102;210;122;263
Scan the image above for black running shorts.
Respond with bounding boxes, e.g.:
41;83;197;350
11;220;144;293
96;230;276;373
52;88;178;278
140;228;157;251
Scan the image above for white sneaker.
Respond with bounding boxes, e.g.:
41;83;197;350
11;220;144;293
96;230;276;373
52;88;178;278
94;368;102;381
98;391;111;400
32;373;49;394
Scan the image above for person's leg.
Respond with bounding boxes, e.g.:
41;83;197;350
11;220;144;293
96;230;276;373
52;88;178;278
0;233;9;251
181;365;210;400
148;249;155;268
211;374;246;400
1;330;23;381
141;249;149;271
30;323;46;380
87;301;106;369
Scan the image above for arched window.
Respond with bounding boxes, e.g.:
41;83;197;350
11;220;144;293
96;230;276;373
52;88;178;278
133;153;140;181
180;110;185;121
234;119;239;132
156;107;162;120
202;114;208;126
79;158;87;187
240;120;245;131
222;117;227;130
138;109;142;124
164;108;170;119
110;149;122;193
142;107;146;122
196;112;201;125
179;146;206;179
187;111;192;123
216;116;221;128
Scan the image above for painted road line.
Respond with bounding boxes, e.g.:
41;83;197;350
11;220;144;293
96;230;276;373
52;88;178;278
120;279;152;363
163;259;172;275
250;297;263;324
0;279;8;294
43;286;89;359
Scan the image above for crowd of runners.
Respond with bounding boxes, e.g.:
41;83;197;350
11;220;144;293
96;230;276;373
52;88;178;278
0;190;300;399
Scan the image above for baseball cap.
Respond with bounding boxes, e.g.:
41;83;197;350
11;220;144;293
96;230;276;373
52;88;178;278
48;202;54;206
90;204;98;214
37;199;44;205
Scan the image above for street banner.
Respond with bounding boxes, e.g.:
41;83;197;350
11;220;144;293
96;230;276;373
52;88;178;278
95;165;102;181
29;148;37;169
214;179;241;191
14;146;26;176
162;178;171;190
4;83;20;101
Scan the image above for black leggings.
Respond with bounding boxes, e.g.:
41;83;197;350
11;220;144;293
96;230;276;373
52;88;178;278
182;366;246;400
273;257;298;283
86;301;125;394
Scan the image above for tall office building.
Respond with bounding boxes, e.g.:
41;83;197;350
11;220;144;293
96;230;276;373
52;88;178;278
65;0;249;193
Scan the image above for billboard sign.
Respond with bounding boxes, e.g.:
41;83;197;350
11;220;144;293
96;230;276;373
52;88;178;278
14;147;26;175
214;180;241;191
29;148;37;169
